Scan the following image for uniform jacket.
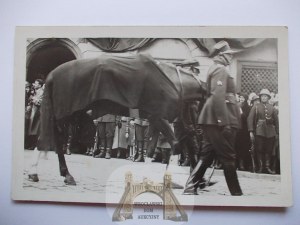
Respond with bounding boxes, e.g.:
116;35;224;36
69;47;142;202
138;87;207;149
247;102;279;138
198;57;241;128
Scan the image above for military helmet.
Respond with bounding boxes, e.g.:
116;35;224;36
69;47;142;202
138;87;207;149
259;89;271;99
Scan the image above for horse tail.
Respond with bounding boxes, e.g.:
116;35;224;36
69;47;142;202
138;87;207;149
37;72;57;151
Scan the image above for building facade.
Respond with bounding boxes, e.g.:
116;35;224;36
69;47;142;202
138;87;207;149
26;38;278;96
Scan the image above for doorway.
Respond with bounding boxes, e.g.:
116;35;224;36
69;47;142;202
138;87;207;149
26;38;80;82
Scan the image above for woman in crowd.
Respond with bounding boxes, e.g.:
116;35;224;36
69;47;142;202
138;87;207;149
236;93;251;171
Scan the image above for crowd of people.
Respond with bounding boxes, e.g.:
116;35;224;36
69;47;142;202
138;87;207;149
24;78;280;175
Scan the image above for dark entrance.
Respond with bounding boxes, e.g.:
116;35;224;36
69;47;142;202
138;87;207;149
26;40;77;82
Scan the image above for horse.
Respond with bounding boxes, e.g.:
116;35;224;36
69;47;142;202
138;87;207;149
28;53;206;185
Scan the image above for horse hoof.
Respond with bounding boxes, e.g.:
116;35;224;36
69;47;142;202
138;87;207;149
28;174;39;182
64;174;76;185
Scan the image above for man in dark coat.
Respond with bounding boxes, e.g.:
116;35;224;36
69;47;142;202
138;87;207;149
183;41;243;196
247;89;279;174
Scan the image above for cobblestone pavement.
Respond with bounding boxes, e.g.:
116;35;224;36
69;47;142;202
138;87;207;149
22;150;281;205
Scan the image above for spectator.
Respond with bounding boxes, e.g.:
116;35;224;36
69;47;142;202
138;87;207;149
247;89;279;174
27;79;44;150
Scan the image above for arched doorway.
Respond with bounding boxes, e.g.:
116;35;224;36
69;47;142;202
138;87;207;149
26;38;81;82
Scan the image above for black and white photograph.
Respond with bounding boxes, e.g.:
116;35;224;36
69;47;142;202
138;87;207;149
11;26;291;207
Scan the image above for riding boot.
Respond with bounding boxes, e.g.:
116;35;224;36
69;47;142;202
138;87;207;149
238;159;245;171
151;149;162;162
94;147;105;158
182;147;190;167
265;154;273;174
143;149;147;159
125;149;129;159
223;164;243;196
88;147;94;156
85;147;90;155
105;148;111;159
135;148;145;162
190;135;200;170
183;160;208;195
256;153;263;173
161;148;170;164
133;146;138;161
126;146;133;160
116;148;121;158
271;158;277;174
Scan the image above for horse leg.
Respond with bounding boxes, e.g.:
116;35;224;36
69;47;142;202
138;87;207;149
56;125;76;185
56;151;75;185
149;116;177;151
28;147;42;182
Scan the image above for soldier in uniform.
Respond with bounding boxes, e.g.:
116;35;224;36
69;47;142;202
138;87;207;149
247;89;279;174
183;41;243;196
93;114;117;159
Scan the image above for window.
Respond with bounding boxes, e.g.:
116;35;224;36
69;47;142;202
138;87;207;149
237;61;278;95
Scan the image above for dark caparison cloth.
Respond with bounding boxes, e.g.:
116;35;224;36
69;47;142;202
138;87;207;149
39;54;203;150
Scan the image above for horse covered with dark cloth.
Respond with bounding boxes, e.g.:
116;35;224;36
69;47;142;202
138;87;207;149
31;53;206;185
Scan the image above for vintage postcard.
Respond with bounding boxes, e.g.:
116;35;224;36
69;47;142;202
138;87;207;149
11;26;291;212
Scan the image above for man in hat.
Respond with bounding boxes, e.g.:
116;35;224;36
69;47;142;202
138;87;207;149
183;41;243;196
247;89;279;174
